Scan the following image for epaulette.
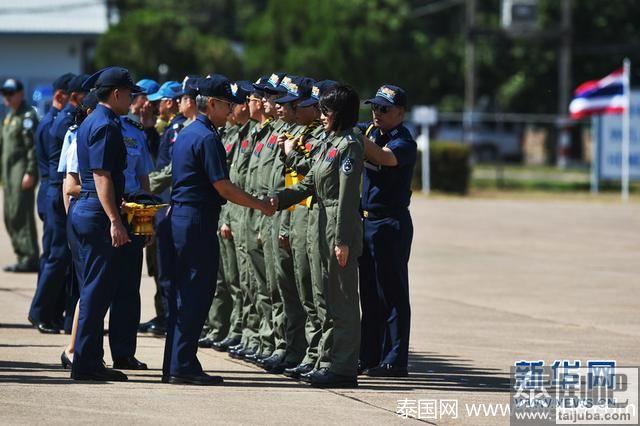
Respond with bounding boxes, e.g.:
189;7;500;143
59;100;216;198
124;116;144;130
69;124;78;131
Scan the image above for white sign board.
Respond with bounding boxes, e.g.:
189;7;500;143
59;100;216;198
598;90;640;180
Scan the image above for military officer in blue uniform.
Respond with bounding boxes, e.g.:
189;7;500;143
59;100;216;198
70;67;142;382
30;74;88;334
358;84;416;377
29;73;73;333
105;108;155;371
162;74;275;385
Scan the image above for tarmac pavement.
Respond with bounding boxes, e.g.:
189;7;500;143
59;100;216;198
0;191;638;424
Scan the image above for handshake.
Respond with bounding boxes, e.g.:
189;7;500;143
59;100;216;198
256;195;279;216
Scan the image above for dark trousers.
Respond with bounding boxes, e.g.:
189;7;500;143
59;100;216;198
29;185;70;325
36;180;51;275
109;233;145;359
154;208;172;320
359;210;413;369
71;197;118;375
64;198;80;331
163;204;219;377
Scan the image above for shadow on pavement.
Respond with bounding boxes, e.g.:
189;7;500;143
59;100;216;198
0;322;35;329
357;351;511;393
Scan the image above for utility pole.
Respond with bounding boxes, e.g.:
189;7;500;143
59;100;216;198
556;0;572;168
464;0;477;145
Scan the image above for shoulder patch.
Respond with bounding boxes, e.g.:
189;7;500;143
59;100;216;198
341;157;355;175
22;117;34;130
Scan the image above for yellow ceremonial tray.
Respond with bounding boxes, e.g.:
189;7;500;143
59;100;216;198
122;202;169;235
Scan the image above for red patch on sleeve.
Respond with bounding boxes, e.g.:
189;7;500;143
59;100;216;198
253;142;264;156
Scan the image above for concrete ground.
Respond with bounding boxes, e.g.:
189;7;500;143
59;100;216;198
0;191;638;424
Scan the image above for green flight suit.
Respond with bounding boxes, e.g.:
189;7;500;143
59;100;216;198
277;130;363;377
0;101;39;267
244;118;276;355
281;122;326;366
268;122;307;364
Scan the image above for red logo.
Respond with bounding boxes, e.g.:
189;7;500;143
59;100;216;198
325;147;338;162
240;139;249;152
305;142;312;152
266;134;277;148
253;142;264;157
225;143;233;154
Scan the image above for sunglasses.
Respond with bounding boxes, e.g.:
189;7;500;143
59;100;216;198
371;104;390;114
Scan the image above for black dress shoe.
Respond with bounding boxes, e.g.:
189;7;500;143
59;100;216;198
284;363;314;379
211;337;240;352
138;317;155;333
37;322;61;334
147;320;167;336
112;356;148;370
363;363;408;377
239;348;256;361
270;359;299;374
167;373;224;386
309;368;358;388
71;368;128;382
198;336;216;348
262;354;284;372
244;352;262;364
61;351;72;369
4;262;38;273
300;368;316;383
228;345;245;359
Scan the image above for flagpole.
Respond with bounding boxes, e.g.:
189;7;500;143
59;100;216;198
622;58;631;201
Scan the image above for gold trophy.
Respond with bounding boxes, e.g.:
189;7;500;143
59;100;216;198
122;202;169;236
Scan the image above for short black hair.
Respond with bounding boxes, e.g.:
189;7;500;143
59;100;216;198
95;86;113;102
319;84;359;132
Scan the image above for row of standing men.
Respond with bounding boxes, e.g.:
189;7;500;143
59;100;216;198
0;67;415;388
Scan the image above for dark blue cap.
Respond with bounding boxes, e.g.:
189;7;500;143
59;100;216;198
68;74;90;93
196;74;238;103
82;66;143;93
175;75;200;98
253;72;286;94
364;84;407;107
276;76;316;104
52;73;75;92
82;90;99;110
298;80;338;108
136;79;160;96
1;78;24;94
147;81;181;101
230;80;254;104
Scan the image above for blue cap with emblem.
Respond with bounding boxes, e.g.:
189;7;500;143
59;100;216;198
276;76;316;104
1;78;24;95
364;84;407;107
298;80;338;108
230;80;254;104
52;73;76;92
175;75;200;98
68;74;90;93
196;74;240;103
147;81;181;101
82;66;143;93
136;79;160;96
253;72;286;95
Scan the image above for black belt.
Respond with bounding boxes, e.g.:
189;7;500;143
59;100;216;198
361;208;408;220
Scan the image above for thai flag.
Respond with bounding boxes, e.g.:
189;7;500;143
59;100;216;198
569;68;627;119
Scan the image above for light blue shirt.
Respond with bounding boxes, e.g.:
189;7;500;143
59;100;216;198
121;117;154;194
57;126;79;174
